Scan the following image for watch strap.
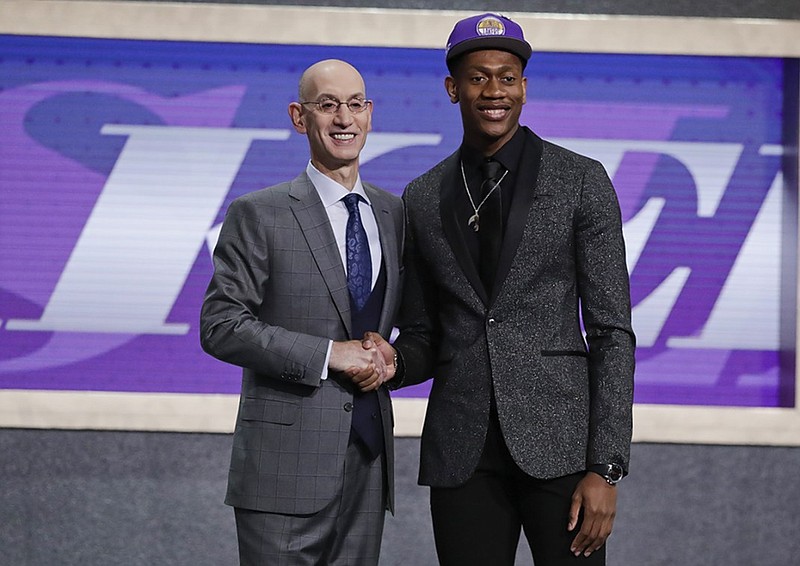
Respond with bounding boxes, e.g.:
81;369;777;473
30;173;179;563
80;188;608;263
587;463;624;485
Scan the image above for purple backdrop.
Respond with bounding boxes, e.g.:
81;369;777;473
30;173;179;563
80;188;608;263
0;35;796;407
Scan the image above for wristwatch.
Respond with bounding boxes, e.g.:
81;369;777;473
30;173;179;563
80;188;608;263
387;348;405;389
587;463;624;485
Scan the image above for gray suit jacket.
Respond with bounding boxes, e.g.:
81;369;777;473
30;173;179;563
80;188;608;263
394;128;635;487
200;172;404;514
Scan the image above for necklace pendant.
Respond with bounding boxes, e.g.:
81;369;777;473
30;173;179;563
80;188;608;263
468;213;480;232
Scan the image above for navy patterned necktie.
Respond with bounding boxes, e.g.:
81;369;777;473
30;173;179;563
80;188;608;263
343;193;372;311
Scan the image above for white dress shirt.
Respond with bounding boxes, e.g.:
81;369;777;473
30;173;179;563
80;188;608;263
305;162;383;379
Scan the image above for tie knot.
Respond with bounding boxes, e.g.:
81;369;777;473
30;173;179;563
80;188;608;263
343;193;362;214
480;159;504;182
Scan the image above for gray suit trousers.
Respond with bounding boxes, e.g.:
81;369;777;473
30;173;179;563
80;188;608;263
233;439;386;566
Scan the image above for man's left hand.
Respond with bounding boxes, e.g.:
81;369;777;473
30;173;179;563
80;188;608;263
567;472;617;557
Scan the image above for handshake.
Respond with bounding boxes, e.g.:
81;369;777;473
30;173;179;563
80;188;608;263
329;332;397;392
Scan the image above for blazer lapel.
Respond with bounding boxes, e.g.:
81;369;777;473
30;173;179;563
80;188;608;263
288;173;352;335
439;154;489;305
489;129;544;305
364;183;400;336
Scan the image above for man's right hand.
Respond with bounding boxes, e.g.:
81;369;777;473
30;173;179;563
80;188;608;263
361;332;397;382
342;332;397;392
329;340;387;392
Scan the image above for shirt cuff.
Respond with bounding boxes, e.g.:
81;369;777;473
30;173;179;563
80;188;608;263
320;340;333;380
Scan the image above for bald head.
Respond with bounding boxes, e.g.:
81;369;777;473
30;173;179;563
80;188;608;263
298;59;365;101
288;59;372;187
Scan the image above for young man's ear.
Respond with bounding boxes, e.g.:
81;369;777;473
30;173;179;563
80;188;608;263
522;76;528;105
445;76;459;104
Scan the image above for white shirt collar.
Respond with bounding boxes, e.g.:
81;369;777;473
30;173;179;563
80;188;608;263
305;161;371;208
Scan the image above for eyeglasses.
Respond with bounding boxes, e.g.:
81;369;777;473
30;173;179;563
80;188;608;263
299;97;372;114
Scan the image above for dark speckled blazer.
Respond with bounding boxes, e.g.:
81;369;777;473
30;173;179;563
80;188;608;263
394;127;635;488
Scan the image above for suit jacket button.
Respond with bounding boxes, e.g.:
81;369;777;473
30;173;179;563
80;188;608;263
488;317;497;327
344;402;354;412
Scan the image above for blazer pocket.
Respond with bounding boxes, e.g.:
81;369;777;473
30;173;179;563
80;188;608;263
241;397;299;425
540;350;589;358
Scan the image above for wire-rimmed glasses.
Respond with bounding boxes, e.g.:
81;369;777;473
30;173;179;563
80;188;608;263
299;97;372;114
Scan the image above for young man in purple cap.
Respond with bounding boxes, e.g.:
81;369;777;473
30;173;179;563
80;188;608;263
364;12;635;565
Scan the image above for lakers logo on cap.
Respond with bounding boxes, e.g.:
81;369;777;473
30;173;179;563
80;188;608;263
476;15;505;37
445;12;532;65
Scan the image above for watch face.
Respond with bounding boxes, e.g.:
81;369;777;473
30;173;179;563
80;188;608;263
607;463;623;482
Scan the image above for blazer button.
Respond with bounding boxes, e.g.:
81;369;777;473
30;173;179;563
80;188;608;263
343;402;353;412
487;317;497;327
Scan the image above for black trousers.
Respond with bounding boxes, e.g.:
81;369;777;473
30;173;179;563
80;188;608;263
430;413;605;566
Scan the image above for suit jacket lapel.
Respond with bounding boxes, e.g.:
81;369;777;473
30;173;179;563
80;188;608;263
364;183;400;336
489;129;544;305
288;173;352;335
439;153;489;305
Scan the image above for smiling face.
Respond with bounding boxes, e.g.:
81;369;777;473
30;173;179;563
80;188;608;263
288;60;372;180
446;49;527;156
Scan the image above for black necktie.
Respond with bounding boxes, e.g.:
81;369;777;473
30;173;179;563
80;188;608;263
479;159;504;294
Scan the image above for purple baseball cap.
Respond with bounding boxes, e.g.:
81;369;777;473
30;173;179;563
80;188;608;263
445;13;532;65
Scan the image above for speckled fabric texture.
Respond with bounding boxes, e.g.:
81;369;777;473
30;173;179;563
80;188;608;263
394;127;635;488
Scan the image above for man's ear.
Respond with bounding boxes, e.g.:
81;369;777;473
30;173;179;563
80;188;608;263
522;76;528;105
288;102;306;134
445;76;459;104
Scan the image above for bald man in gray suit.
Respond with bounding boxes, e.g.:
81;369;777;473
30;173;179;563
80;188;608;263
201;60;403;566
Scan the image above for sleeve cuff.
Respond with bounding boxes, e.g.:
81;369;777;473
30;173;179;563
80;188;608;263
320;340;333;380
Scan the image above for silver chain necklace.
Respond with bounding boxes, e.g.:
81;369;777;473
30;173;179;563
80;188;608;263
460;160;508;232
